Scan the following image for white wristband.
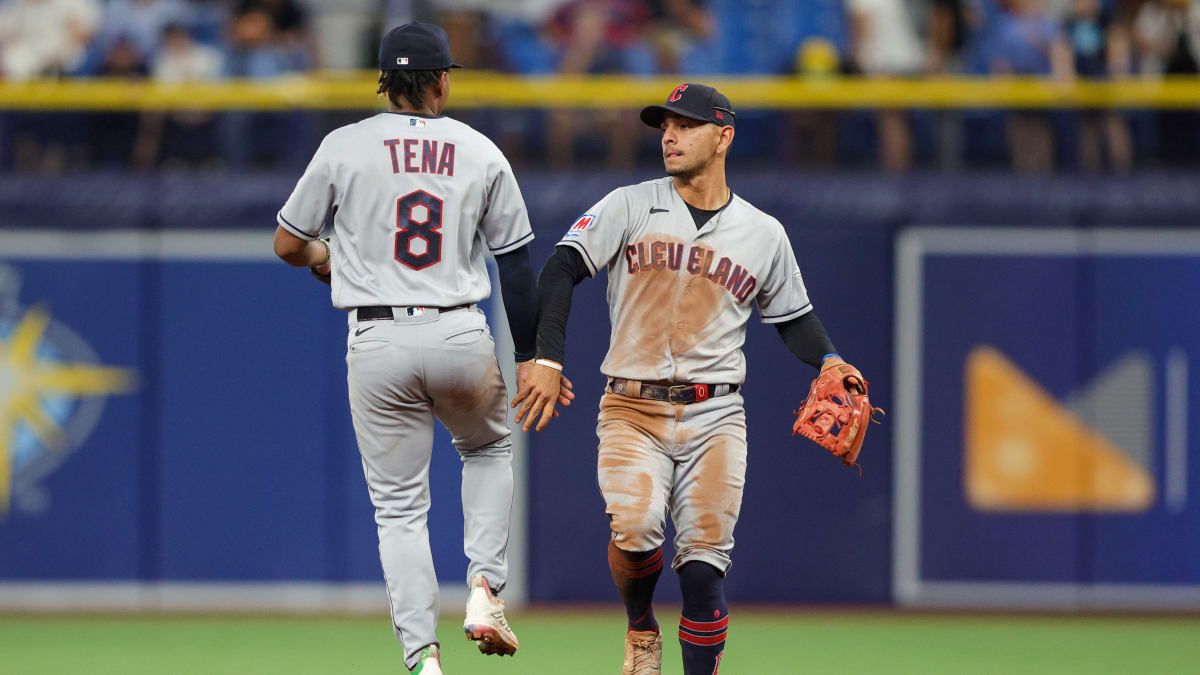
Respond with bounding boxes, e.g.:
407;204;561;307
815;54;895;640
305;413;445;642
534;358;563;371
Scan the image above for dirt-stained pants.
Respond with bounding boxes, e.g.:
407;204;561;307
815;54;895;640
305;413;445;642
596;389;747;573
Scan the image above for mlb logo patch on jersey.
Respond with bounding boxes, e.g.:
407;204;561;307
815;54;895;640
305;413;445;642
409;118;427;127
563;214;595;239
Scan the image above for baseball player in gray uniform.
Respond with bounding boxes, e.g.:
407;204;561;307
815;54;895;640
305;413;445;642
273;22;571;675
512;83;868;674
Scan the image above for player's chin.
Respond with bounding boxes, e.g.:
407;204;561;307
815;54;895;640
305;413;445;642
664;160;690;177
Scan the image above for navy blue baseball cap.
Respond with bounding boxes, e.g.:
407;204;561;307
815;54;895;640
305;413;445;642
640;83;736;128
379;22;462;71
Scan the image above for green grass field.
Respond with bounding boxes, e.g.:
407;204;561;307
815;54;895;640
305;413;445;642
3;609;1198;674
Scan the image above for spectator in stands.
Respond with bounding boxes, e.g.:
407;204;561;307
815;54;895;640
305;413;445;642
1053;0;1133;172
1133;0;1200;163
147;22;224;168
433;0;493;68
227;0;312;76
992;0;1061;172
1133;0;1200;74
223;0;313;167
544;0;654;168
926;0;976;170
644;0;715;72
89;35;155;168
847;0;925;171
929;0;969;72
1;0;100;173
96;0;190;62
305;0;380;70
0;0;100;80
156;20;224;81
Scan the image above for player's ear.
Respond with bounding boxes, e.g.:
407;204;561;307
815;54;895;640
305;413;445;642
717;125;734;155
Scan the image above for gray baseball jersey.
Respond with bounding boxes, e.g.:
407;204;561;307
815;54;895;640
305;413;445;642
556;176;812;385
279;111;529;671
278;112;534;309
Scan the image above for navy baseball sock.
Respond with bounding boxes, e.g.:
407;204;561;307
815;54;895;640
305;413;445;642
678;561;728;675
608;541;663;632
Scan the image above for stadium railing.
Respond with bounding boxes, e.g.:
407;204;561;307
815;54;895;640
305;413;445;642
3;73;1200;110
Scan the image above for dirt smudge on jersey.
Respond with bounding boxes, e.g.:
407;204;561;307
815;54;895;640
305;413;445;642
669;268;728;362
607;236;688;378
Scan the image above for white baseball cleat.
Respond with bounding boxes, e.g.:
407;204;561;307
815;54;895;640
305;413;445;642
410;645;442;674
622;629;663;674
463;574;519;656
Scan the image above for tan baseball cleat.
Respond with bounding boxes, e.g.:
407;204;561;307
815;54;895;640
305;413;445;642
463;574;519;656
622;629;663;674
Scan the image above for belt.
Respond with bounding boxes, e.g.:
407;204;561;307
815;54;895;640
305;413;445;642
609;378;739;404
355;304;470;321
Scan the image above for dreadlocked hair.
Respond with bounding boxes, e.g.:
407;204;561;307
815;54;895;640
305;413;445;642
377;69;446;109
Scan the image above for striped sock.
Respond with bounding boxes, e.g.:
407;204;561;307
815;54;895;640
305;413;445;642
678;561;727;675
608;541;663;632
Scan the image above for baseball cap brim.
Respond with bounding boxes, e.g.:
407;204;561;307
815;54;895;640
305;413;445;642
640;103;714;128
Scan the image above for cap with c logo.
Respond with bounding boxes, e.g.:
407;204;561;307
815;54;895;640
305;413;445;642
640;83;736;128
378;22;463;71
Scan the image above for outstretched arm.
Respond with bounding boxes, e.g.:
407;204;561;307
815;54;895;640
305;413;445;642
512;246;589;431
494;244;539;362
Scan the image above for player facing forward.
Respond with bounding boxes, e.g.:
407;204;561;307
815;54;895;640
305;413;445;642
273;22;571;674
512;84;871;674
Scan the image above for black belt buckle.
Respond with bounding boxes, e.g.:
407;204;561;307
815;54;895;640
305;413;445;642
668;384;708;404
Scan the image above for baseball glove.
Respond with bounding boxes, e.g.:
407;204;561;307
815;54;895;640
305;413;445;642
792;362;884;474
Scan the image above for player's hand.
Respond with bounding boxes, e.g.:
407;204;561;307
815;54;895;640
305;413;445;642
822;355;863;394
511;362;571;431
516;360;575;411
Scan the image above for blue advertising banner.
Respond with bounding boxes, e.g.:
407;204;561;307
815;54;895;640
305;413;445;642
894;228;1200;608
0;232;509;601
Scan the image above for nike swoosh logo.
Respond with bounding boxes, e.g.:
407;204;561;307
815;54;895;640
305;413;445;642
649;207;669;214
355;326;376;336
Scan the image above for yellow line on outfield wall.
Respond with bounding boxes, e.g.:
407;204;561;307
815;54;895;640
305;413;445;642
2;73;1200;110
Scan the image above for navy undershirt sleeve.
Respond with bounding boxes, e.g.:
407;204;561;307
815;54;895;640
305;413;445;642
494;244;538;361
535;246;589;364
775;310;837;368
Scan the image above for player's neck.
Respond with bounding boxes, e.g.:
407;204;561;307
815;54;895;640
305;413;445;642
389;100;438;117
672;169;729;211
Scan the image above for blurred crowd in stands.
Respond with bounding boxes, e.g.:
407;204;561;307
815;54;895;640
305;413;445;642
2;0;1200;173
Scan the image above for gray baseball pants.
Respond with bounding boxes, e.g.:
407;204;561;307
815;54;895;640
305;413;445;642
346;306;513;669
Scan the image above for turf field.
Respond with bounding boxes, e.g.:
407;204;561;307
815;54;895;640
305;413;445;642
3;609;1198;674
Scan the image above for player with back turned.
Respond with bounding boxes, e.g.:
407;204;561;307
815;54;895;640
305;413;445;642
273;22;571;675
512;84;876;674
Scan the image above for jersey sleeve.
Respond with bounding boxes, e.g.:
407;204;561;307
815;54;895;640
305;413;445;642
555;188;630;277
277;137;336;240
479;155;535;255
755;227;813;324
